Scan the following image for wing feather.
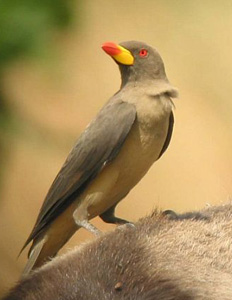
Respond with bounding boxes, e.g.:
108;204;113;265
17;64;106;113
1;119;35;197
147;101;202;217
158;111;174;158
22;100;136;251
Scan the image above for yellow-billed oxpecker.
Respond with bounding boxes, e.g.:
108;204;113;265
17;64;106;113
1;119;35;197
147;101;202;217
21;41;178;274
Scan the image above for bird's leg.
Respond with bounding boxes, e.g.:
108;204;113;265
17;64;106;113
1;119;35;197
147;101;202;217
77;219;101;236
100;204;130;225
73;208;101;237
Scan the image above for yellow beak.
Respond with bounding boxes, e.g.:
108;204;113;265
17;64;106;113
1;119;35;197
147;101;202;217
102;42;134;65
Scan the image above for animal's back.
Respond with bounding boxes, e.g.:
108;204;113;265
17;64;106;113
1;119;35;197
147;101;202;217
4;202;232;300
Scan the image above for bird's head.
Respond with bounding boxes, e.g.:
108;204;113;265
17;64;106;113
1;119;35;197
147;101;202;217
102;41;167;88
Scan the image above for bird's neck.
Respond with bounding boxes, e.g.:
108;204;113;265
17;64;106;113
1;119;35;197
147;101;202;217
119;65;168;90
120;78;178;100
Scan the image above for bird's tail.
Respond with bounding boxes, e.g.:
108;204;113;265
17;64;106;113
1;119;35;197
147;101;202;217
22;238;47;276
22;223;81;276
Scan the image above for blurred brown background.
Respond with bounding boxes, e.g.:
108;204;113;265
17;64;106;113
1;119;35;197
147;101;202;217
1;0;232;296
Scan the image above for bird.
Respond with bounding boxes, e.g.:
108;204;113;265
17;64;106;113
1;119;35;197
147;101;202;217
21;40;178;275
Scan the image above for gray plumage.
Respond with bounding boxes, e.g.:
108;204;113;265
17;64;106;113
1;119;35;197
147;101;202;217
21;101;136;255
21;40;178;274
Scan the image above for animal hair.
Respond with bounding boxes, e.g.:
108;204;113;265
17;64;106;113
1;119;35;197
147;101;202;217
3;203;232;300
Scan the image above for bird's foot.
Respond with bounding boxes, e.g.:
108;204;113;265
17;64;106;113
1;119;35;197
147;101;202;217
162;210;179;220
117;222;135;231
162;209;209;221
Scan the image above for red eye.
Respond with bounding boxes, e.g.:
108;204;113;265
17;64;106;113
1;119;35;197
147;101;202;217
139;49;148;57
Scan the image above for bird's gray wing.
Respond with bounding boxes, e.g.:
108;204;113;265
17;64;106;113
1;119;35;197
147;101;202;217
22;100;136;250
158;111;174;158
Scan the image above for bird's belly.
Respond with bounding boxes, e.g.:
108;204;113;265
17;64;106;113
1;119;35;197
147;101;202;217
84;115;170;218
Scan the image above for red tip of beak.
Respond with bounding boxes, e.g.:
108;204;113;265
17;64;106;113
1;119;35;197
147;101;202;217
102;42;121;56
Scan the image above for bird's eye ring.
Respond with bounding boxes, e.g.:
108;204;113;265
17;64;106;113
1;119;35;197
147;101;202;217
139;49;148;57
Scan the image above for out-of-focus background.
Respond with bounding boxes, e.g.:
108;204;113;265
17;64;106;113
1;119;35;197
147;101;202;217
1;0;232;295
